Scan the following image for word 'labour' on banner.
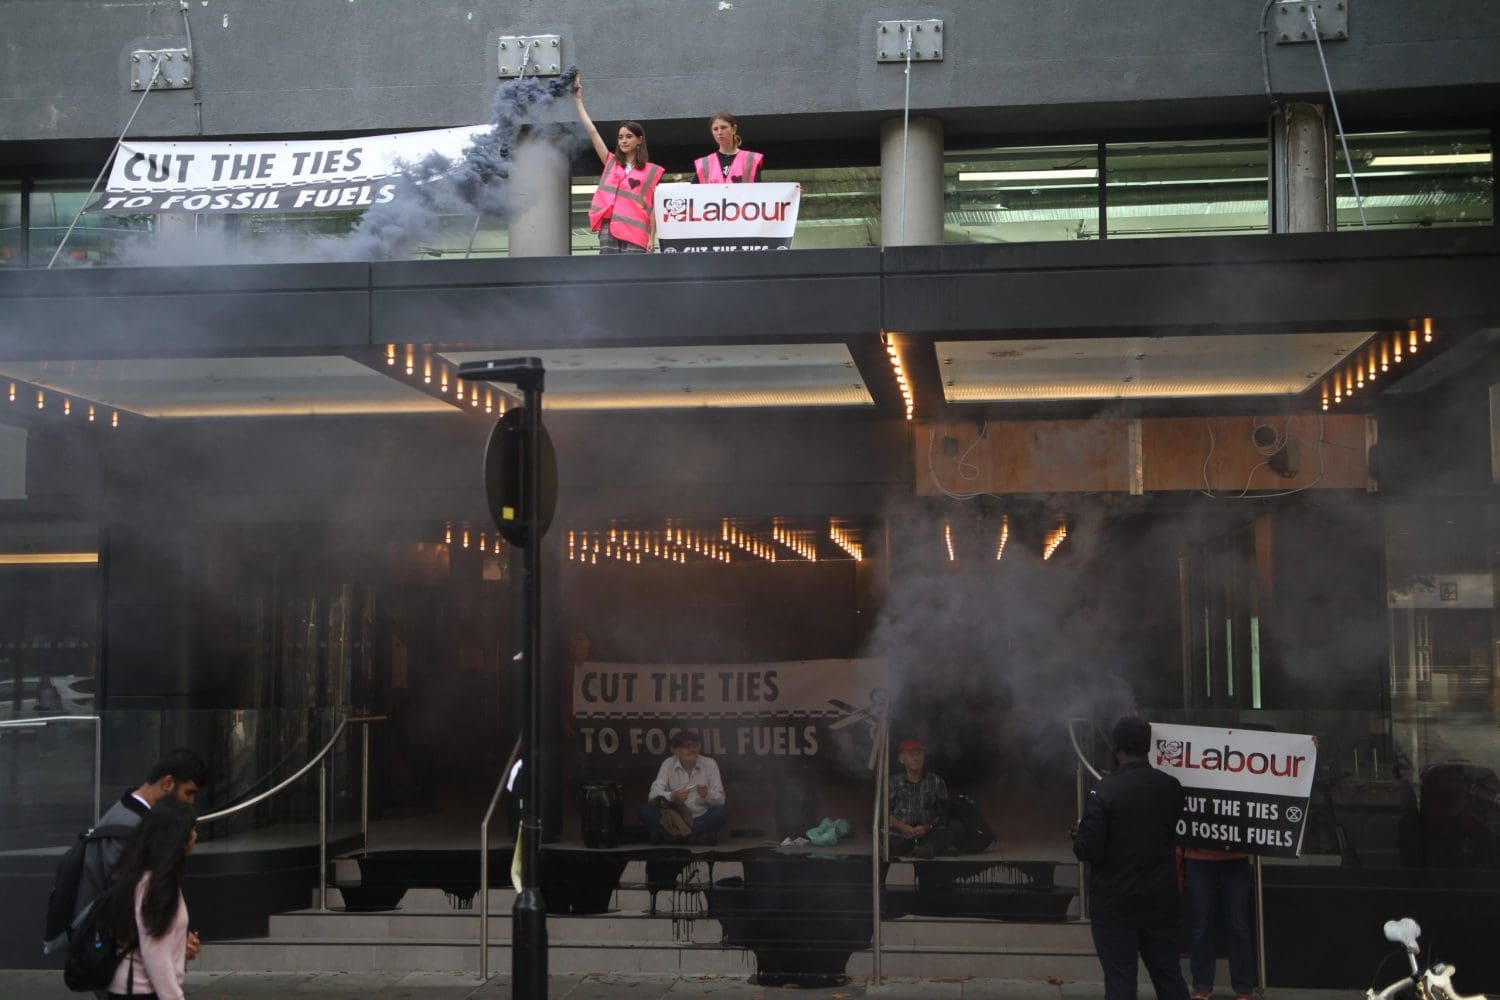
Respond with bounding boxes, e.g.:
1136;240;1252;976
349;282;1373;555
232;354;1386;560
1149;722;1318;857
653;183;801;253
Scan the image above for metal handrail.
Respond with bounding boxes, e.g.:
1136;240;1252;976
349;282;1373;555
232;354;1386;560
870;715;890;986
1068;718;1100;921
1068;718;1103;781
198;718;348;822
198;714;386;911
479;734;525;981
0;714;102;821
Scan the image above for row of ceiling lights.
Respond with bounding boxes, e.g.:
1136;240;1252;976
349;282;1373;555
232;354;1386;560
884;334;915;420
1320;320;1433;410
388;345;511;414
6;382;120;427
947;514;1067;562
443;523;506;554
558;518;871;567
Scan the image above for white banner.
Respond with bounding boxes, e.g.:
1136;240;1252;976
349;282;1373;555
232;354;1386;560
653;182;800;253
572;658;885;762
87;125;490;214
1149;723;1318;856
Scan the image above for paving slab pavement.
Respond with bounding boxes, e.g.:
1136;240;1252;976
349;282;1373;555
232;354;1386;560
0;969;1366;999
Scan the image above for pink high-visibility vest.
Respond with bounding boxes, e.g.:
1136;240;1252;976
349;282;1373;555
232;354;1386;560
693;149;764;184
588;159;665;249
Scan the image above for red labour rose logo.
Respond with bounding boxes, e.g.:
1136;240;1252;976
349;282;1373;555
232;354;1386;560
1156;738;1186;767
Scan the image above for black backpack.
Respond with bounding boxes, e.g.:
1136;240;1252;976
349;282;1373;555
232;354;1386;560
62;886;130;992
44;824;134;946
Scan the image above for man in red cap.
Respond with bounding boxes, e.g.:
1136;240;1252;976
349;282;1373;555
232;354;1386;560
887;737;963;858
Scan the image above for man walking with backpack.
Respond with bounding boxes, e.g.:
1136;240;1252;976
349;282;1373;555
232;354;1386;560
45;748;208;962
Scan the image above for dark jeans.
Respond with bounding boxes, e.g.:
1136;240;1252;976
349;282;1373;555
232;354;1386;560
889;820;966;856
637;802;728;842
1090;922;1190;1000
1186;857;1256;994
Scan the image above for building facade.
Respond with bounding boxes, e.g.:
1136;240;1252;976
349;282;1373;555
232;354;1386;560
1;0;1498;987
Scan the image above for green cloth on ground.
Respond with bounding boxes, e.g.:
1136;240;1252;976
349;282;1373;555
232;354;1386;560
805;817;853;846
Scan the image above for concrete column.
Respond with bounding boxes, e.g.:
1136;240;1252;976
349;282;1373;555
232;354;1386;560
1272;103;1334;233
507;133;571;257
880;116;944;247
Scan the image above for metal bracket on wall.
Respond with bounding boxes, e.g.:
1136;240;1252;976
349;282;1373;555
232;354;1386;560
1273;1;1348;44
130;49;192;90
876;20;944;63
498;35;563;78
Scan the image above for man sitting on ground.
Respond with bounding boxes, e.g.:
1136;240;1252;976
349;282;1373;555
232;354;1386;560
638;729;728;845
888;737;965;858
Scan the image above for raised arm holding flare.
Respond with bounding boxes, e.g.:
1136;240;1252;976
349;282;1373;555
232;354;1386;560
572;75;663;254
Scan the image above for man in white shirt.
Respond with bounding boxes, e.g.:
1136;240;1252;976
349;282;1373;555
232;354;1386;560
637;728;729;845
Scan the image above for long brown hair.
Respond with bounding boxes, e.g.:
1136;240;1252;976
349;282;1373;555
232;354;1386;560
614;121;650;170
106;799;196;945
709;111;743;150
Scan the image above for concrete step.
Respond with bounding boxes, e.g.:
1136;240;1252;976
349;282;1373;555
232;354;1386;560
195;938;755;975
276;906;1089;950
270;909;720;944
327;885;665;914
851;947;1105;982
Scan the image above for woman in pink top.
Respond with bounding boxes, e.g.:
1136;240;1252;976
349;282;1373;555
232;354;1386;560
103;799;199;999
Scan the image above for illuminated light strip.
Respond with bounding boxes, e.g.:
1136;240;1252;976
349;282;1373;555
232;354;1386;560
1043;519;1069;561
944;522;954;562
995;515;1009;561
884;333;915;421
958;168;1099;182
771;520;818;561
3;381;104;424
0;552;99;565
829;520;863;562
724;521;777;562
1367;153;1491;167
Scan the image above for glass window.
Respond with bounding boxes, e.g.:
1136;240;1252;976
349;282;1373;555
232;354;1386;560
1337;129;1492;232
1383;498;1500;872
0;182;21;267
1104;137;1270;239
230;208;509;262
28;182;154;266
770;165;880;250
944;144;1101;243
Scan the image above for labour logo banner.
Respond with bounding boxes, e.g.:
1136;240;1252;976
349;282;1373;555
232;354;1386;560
85;125;491;214
1149;723;1318;857
571;658;884;766
654;183;800;252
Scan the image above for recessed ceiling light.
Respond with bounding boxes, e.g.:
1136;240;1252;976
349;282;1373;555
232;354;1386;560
958;169;1099;182
1367;153;1491;167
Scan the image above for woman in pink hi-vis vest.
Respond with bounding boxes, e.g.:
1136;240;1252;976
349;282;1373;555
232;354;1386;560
693;112;764;184
573;77;664;254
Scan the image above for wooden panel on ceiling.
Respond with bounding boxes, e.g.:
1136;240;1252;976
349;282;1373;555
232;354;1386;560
1141;415;1368;493
917;419;1132;495
915;415;1370;495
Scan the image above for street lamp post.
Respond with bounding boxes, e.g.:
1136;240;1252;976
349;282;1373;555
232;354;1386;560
460;357;551;997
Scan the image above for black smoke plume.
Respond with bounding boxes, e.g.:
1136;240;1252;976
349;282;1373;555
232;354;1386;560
339;67;581;261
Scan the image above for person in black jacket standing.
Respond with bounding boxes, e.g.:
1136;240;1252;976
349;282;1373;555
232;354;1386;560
1073;717;1189;1000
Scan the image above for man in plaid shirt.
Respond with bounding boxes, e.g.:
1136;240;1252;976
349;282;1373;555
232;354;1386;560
888;737;963;857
